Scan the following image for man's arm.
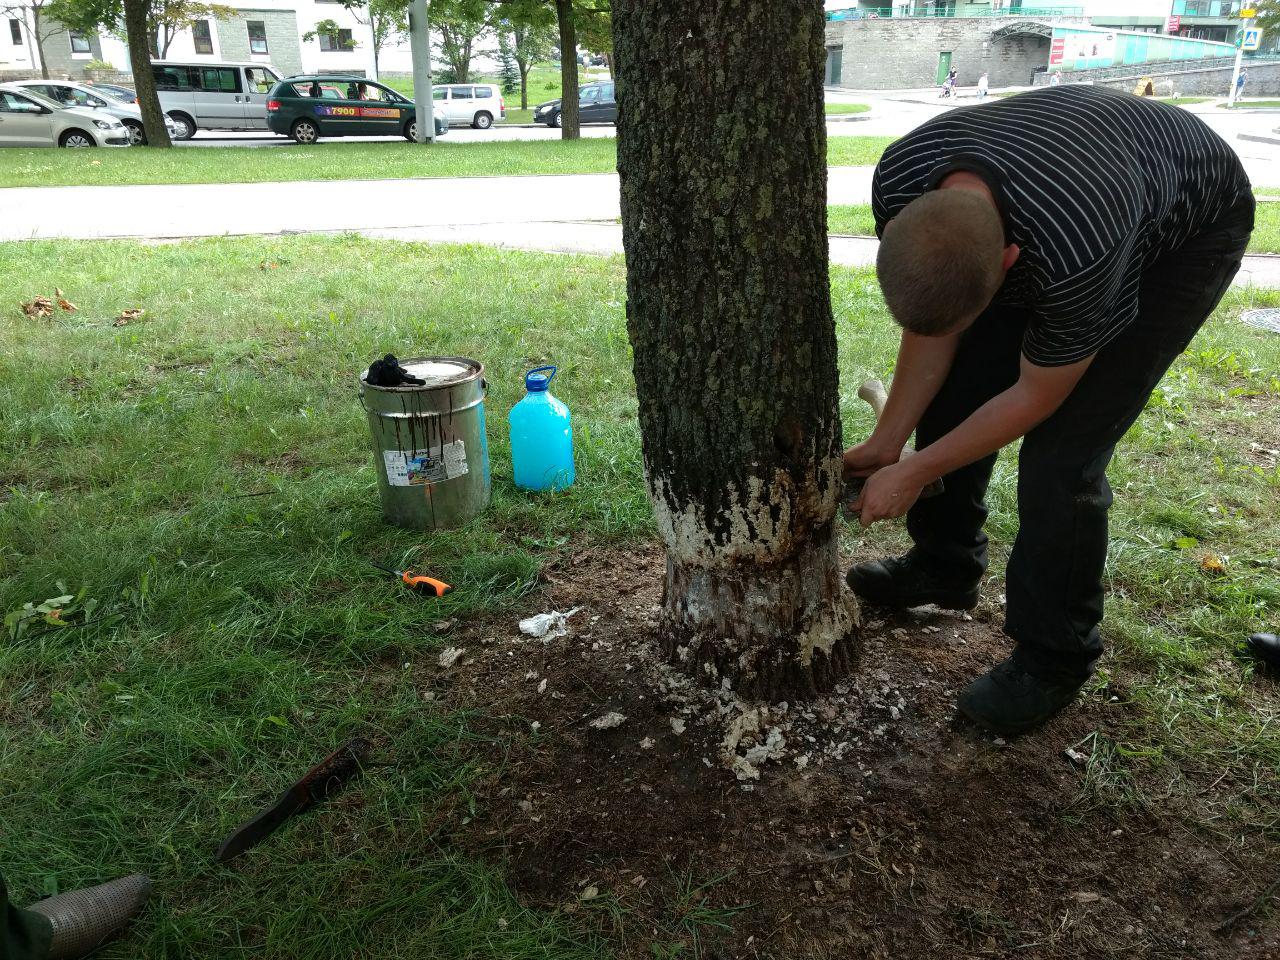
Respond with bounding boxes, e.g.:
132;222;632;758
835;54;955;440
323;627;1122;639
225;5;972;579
843;329;963;476
855;352;1094;525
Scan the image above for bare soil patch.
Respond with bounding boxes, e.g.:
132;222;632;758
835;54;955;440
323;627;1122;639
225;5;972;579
418;548;1279;959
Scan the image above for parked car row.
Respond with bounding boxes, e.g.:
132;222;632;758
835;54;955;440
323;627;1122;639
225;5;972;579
1;59;613;148
1;83;133;147
6;79;179;145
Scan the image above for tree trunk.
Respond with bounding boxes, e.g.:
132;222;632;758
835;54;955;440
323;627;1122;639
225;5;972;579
555;0;578;139
124;0;172;147
518;62;529;109
32;9;49;79
613;0;856;701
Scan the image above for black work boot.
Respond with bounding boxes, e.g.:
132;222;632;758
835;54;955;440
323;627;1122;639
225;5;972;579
1246;632;1280;671
957;657;1089;736
27;874;151;960
846;552;980;610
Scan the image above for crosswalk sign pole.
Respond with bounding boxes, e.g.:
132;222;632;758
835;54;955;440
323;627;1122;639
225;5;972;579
1228;15;1253;108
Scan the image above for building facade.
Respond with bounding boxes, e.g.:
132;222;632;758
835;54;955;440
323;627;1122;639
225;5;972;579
0;0;384;81
824;0;1256;89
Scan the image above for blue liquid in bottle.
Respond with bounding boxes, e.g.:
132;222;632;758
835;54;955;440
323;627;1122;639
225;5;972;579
509;365;575;491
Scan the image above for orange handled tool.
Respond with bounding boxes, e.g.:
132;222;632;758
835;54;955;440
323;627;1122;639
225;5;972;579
368;560;452;597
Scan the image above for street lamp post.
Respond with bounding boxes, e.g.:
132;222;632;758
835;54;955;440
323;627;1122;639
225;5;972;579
1227;9;1255;108
408;0;435;144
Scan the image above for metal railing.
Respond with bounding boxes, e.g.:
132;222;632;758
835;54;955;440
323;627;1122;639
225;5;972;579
827;6;1084;20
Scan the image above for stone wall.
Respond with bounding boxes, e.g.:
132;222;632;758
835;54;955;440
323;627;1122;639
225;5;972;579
829;17;1079;89
215;10;303;77
1034;59;1280;96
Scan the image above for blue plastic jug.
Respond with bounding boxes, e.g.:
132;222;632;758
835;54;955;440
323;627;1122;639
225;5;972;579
509;365;575;491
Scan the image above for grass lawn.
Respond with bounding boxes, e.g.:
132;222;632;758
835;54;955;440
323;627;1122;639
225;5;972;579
824;102;870;115
1160;96;1211;105
0;137;896;188
829;201;1280;254
1222;99;1280;109
3;236;1277;957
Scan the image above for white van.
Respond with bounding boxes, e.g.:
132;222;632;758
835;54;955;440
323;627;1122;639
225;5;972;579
432;83;505;129
152;61;282;139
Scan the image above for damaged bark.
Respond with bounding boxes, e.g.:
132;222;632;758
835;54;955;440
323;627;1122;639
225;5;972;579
613;0;857;700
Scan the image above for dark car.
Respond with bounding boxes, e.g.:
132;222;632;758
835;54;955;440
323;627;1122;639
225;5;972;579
84;82;138;104
533;81;616;128
265;74;448;144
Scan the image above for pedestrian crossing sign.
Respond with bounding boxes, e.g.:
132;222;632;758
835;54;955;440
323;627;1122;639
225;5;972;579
1243;27;1263;51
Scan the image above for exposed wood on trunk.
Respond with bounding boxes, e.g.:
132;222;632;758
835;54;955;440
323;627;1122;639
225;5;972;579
614;0;856;699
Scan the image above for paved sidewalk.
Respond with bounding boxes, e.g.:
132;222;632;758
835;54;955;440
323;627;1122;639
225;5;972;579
0;168;876;242
360;223;1280;288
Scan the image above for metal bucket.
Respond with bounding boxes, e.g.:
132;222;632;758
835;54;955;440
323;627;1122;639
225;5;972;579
359;357;491;531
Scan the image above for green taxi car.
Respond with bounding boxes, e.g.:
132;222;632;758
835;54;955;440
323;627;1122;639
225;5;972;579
266;74;448;143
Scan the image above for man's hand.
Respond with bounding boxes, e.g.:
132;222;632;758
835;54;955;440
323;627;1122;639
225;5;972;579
852;460;927;527
842;439;901;479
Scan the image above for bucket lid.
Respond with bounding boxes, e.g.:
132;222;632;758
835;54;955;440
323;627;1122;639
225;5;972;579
404;359;476;387
525;365;557;392
362;357;480;390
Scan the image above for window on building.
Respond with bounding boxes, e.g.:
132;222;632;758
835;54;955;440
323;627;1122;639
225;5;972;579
69;30;91;54
9;18;21;45
247;20;268;54
192;20;213;54
318;28;353;51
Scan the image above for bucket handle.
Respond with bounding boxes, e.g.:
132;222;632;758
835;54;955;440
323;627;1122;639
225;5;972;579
528;365;557;386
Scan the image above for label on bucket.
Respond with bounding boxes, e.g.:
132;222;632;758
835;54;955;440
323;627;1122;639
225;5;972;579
384;441;468;487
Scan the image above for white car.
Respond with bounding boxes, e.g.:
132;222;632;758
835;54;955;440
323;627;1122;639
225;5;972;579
8;79;180;145
152;60;283;139
0;84;131;147
432;83;505;129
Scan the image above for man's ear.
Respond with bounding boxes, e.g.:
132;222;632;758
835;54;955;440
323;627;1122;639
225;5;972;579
1002;243;1021;272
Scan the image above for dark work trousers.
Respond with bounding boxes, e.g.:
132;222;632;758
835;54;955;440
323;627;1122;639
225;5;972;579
906;197;1255;681
1;873;51;960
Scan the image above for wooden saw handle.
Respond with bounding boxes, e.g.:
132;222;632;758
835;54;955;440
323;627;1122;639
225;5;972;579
853;377;945;499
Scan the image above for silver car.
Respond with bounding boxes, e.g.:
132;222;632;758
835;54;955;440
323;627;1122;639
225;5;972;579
0;84;130;147
9;79;180;145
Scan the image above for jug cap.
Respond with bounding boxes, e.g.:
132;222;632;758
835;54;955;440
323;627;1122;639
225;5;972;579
525;365;557;392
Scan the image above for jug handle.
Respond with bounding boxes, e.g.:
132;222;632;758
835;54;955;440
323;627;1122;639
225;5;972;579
528;365;557;385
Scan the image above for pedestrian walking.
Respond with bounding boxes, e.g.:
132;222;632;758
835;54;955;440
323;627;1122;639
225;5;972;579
1236;67;1248;99
1050;71;1061;86
847;85;1254;735
977;72;989;99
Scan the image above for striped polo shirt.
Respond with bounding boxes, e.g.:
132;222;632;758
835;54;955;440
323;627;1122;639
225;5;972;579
871;85;1253;366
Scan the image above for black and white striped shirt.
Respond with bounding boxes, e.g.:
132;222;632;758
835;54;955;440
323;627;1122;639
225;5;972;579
871;85;1253;366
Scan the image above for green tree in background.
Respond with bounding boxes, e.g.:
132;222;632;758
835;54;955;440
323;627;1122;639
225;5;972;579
433;0;493;83
497;33;521;96
497;0;557;109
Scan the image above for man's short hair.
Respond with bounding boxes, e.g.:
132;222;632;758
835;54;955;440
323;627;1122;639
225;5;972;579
876;190;1006;336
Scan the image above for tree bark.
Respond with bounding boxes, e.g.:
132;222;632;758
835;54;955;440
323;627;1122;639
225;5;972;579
517;61;529;109
613;0;856;701
555;0;578;139
124;0;172;147
32;8;49;79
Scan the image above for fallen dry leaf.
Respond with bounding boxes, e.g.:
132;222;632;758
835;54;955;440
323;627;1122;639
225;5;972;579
55;288;77;312
1200;553;1227;576
21;296;55;319
113;308;145;326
